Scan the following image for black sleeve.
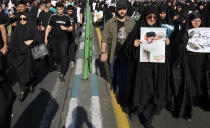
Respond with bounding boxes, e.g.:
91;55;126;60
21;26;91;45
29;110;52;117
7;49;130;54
37;11;43;26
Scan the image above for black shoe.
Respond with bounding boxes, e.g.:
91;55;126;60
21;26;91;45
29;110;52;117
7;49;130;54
59;74;65;82
138;113;154;128
19;92;26;102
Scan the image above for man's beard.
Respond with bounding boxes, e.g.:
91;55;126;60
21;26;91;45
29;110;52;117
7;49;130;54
117;13;126;19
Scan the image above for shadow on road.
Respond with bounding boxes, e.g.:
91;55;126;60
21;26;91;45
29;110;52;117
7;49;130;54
66;106;95;128
13;89;59;128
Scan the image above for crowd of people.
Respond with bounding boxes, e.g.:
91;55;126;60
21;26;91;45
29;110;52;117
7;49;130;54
0;0;85;127
1;0;210;127
98;0;210;128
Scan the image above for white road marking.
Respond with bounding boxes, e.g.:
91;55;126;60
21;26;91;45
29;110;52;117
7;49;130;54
65;98;78;128
90;96;103;128
75;59;84;75
79;42;85;50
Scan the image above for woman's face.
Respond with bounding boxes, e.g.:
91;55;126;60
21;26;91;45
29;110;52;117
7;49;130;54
191;18;201;28
199;5;204;10
19;15;27;25
160;12;166;19
177;6;182;12
146;14;157;26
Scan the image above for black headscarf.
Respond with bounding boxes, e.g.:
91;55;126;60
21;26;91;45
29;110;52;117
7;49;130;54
186;12;203;29
11;12;41;64
145;5;158;16
140;5;159;27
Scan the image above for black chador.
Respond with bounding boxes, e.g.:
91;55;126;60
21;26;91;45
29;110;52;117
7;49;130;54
123;5;171;127
11;17;41;92
172;12;210;119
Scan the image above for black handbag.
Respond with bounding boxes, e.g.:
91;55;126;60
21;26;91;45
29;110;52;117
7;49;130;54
31;43;49;60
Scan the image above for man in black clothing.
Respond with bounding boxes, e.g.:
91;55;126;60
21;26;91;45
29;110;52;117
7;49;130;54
67;5;77;39
45;2;73;82
67;5;78;69
38;1;54;41
0;14;14;128
31;0;39;18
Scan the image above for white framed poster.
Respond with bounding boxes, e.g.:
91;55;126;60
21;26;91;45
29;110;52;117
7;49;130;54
140;27;166;63
187;28;210;53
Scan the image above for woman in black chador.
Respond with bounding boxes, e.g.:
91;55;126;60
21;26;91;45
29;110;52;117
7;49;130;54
11;12;41;102
124;5;171;128
172;12;210;120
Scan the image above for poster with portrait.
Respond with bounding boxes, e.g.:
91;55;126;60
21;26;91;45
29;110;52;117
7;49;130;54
140;27;166;63
187;28;210;53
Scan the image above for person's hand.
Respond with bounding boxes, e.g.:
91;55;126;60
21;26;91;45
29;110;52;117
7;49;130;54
24;40;33;46
69;26;73;31
60;25;68;31
0;46;8;55
100;52;107;62
12;22;17;27
45;39;48;45
134;39;142;47
40;25;45;31
173;15;179;20
164;38;170;45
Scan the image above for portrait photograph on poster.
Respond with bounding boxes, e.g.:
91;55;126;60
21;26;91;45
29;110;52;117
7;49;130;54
140;27;166;63
187;28;210;53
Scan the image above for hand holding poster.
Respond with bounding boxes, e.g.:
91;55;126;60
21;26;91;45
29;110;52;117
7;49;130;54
187;28;210;53
140;27;166;63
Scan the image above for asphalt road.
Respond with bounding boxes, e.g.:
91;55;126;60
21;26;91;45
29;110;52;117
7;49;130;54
7;59;72;128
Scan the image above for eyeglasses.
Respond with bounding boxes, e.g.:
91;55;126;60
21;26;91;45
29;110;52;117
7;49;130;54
146;15;157;20
19;18;27;21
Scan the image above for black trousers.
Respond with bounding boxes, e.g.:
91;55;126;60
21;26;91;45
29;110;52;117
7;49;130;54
50;38;69;75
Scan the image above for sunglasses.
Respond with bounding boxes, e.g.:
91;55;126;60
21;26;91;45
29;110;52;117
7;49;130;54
19;18;27;21
146;15;157;20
